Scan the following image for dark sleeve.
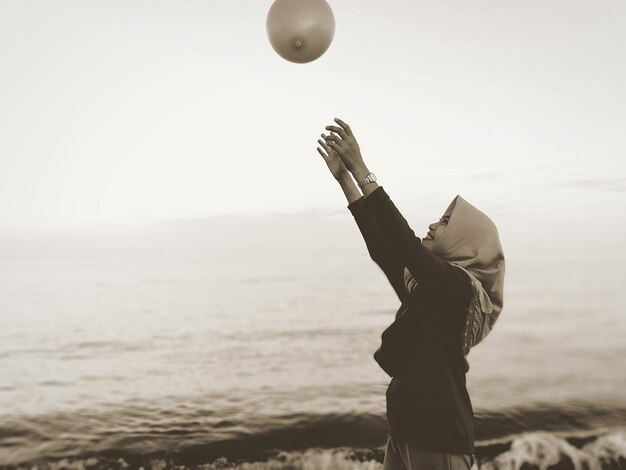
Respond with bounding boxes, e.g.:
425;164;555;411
361;186;472;310
347;196;408;303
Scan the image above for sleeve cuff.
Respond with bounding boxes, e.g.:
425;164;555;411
347;196;365;215
362;185;388;211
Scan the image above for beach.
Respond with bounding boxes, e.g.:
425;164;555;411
1;251;625;469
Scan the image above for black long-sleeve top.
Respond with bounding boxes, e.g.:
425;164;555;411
347;185;475;455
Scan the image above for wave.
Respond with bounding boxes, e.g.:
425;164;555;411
3;431;625;469
1;402;625;468
478;430;626;469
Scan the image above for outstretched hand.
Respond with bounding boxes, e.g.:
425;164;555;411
317;133;349;181
321;118;365;174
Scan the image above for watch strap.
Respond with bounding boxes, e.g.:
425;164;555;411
357;172;376;188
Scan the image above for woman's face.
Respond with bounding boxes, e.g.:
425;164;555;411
422;202;456;246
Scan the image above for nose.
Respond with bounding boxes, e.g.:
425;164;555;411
429;222;438;231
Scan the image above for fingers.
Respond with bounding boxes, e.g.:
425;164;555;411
318;137;333;154
334;117;352;136
324;125;347;139
321;132;338;142
321;132;342;146
318;139;340;167
323;137;341;152
317;146;329;161
318;127;344;158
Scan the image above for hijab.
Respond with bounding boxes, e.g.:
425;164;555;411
403;195;505;356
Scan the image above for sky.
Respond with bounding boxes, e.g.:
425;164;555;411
0;0;625;254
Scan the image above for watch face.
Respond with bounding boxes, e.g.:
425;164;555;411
370;173;377;181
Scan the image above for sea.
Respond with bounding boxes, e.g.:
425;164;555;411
0;244;625;469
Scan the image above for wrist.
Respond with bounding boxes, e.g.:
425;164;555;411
351;164;370;182
338;174;362;204
336;172;352;183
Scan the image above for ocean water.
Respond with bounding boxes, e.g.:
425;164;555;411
0;252;625;469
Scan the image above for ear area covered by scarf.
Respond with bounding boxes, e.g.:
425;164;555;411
452;264;498;356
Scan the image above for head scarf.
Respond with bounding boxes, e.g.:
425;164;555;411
403;195;505;356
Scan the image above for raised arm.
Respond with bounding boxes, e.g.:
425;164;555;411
341;178;408;303
317;133;408;303
320;117;471;329
361;185;471;308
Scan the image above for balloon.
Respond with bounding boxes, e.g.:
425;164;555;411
266;0;335;64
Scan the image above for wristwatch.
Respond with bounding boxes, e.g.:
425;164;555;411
357;172;377;188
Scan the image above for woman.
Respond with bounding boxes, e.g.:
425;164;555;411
316;118;505;470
